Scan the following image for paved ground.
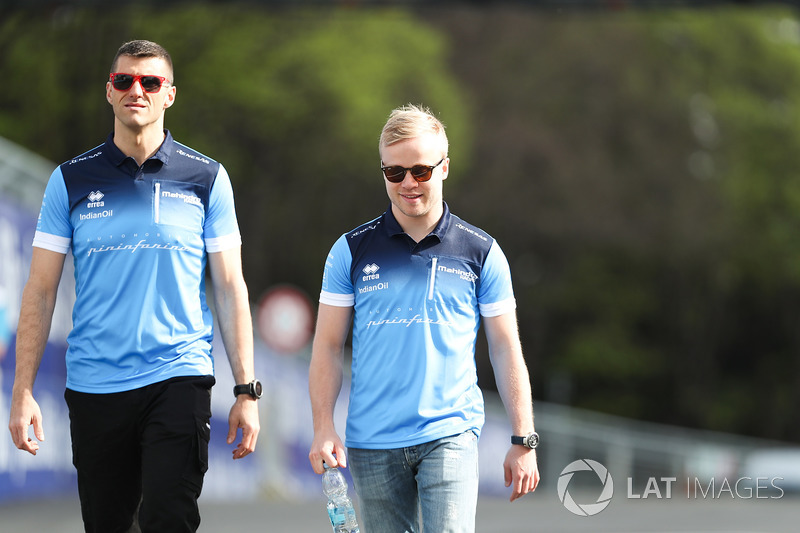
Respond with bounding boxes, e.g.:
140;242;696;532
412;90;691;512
1;492;798;532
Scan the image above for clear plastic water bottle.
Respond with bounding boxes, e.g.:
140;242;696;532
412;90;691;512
322;463;360;533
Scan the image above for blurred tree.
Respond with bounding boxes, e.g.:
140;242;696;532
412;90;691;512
436;6;800;440
3;3;800;441
0;5;471;302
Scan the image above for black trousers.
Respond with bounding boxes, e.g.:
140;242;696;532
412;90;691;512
65;375;215;533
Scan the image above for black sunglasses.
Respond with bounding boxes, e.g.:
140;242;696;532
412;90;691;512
109;73;170;93
380;157;445;183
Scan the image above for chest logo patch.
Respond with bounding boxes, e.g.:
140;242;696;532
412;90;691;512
87;190;105;208
362;263;380;281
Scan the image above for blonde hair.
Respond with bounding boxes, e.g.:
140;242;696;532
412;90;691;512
379;104;448;156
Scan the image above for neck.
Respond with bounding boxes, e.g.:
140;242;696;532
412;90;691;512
113;121;165;166
392;205;443;243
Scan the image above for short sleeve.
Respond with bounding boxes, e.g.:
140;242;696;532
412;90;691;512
319;234;355;307
32;166;72;254
477;241;516;317
204;164;241;253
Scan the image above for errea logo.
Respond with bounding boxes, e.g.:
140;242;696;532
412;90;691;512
87;190;105;208
362;263;380;281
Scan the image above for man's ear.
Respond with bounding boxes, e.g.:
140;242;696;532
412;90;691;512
164;85;177;109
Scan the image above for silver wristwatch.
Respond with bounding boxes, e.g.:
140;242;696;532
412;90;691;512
511;431;539;449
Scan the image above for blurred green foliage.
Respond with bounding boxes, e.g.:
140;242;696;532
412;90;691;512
2;4;800;441
437;6;800;440
0;4;470;294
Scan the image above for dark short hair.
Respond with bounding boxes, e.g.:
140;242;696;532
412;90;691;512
110;40;173;82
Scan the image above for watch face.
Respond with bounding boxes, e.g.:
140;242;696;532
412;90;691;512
526;433;539;449
253;380;263;397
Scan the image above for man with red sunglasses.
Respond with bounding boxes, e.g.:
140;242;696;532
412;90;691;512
308;104;540;532
8;40;260;532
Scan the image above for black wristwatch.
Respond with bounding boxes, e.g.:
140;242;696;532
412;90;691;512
511;432;539;449
233;379;263;400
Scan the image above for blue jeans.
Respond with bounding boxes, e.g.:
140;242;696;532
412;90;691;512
348;431;479;533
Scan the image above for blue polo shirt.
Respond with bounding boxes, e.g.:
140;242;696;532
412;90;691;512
319;203;516;449
33;131;241;393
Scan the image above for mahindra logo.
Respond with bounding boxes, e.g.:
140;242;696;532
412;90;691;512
362;263;380;275
87;191;104;202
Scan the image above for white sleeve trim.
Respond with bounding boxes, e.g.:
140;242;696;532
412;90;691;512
319;290;355;307
205;232;242;253
479;297;517;317
32;231;71;254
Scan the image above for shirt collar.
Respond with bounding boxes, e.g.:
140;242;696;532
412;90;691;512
383;201;452;242
105;129;174;167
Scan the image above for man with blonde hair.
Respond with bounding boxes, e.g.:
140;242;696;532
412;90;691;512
308;104;539;532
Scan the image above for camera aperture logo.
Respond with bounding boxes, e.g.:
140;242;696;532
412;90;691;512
558;459;614;516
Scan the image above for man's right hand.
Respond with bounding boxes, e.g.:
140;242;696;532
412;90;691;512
308;430;347;474
8;390;45;455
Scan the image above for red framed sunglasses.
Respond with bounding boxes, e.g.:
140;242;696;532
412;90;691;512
109;73;170;93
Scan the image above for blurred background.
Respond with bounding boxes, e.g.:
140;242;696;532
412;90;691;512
2;0;800;523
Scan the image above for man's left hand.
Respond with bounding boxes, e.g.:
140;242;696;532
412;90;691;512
227;396;260;460
504;446;540;502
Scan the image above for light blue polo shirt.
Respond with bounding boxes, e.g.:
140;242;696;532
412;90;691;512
33;131;241;393
320;203;516;449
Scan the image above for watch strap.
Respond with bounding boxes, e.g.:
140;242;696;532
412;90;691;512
233;383;251;397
